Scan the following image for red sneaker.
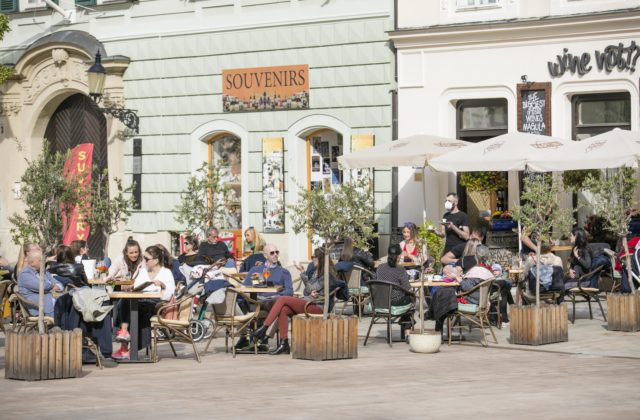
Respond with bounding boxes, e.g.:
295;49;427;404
115;329;131;343
111;346;130;360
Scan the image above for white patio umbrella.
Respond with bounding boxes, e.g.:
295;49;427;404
530;128;640;171
428;132;572;172
338;134;470;169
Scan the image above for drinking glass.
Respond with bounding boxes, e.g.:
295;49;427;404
262;268;271;285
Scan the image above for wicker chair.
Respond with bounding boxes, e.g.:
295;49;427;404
204;287;261;357
9;292;55;333
447;279;497;347
151;293;201;363
363;280;415;347
565;266;607;324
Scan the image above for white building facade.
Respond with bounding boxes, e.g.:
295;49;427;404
0;0;395;263
392;0;640;226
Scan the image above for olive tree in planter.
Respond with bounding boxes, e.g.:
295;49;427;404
511;174;573;345
85;169;135;259
288;177;376;360
8;141;84;380
583;167;640;331
174;161;230;236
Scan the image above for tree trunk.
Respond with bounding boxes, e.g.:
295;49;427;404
38;258;46;334
103;228;110;259
323;245;331;319
535;241;541;307
622;239;636;294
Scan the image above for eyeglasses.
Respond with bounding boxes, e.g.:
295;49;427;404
143;256;154;262
268;250;280;255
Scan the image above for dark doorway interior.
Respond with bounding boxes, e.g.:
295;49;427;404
45;93;108;258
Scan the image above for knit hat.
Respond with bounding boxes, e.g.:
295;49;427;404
491;263;503;273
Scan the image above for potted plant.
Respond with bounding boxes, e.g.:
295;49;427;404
511;174;573;345
562;169;601;192
288;176;377;360
8;141;84;380
407;221;444;353
583;167;640;331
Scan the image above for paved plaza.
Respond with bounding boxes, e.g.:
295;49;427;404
1;301;639;419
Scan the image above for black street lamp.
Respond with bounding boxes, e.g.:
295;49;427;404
87;51;140;134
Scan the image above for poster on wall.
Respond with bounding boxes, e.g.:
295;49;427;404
222;65;309;112
351;134;374;182
262;137;285;233
517;83;551;135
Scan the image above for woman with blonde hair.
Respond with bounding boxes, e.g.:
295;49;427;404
243;227;265;255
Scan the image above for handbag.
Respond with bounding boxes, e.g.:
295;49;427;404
159;295;178;320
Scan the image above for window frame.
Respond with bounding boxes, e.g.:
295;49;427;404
571;92;631;140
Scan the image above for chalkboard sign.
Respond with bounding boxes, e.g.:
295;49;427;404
521;90;546;134
517;83;551;136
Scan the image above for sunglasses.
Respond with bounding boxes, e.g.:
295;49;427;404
184;242;191;245
143;256;154;262
403;222;416;228
268;250;280;255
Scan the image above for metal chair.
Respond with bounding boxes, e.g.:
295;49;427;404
447;279;497;347
565;266;607;323
363;280;415;347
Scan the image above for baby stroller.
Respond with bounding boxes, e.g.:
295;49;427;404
177;259;228;342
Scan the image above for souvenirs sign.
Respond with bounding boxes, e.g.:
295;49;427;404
222;65;309;112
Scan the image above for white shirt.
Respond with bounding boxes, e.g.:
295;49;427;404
134;267;175;301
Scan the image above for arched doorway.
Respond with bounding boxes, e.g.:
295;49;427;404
207;132;242;254
45;93;108;257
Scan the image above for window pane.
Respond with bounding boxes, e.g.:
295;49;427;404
457;0;498;6
462;104;507;130
579;99;631;125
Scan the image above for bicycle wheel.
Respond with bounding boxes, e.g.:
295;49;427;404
200;318;215;340
190;320;205;342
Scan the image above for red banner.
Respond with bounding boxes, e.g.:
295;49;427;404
62;144;94;245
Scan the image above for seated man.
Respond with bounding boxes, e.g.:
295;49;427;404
237;243;293;350
18;251;61;318
440;226;486;266
196;227;232;265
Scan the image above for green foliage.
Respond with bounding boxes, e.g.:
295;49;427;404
85;170;135;257
288;176;377;251
0;14;13;85
174;162;230;235
9;141;82;248
417;220;444;271
459;172;507;193
512;175;573;247
583;167;637;241
562;169;601;192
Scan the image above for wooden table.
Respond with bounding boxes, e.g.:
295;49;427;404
551;245;572;252
109;291;162;362
89;279;134;286
230;286;282;294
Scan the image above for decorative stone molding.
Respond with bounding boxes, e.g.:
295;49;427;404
0;102;22;116
24;59;89;104
52;48;69;67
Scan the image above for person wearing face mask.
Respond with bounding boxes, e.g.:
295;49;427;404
437;193;470;255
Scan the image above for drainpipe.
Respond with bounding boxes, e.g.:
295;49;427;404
391;0;399;228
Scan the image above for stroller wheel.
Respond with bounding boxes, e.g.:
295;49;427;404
190;320;205;342
200;319;215;340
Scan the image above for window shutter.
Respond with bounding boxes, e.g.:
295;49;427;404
0;0;18;13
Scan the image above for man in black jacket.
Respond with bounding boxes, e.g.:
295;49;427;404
197;227;232;264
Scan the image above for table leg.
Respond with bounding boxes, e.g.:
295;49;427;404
130;298;139;361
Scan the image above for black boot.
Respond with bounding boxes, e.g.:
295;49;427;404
251;324;268;341
269;339;290;355
234;335;250;350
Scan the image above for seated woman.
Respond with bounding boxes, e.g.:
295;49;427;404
178;235;199;266
335;237;375;281
105;237;143;281
399;222;426;266
252;248;336;355
70;239;89;264
113;245;176;360
375;244;415;331
18;251;60;318
457;238;482;273
156;243;185;287
564;227;592;290
48;245;89;288
243;227;266;255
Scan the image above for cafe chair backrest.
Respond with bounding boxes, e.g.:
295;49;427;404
368;281;392;312
346;268;362;289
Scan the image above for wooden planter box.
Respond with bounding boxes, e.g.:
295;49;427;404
510;304;568;345
5;328;83;381
607;293;640;332
291;315;358;361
